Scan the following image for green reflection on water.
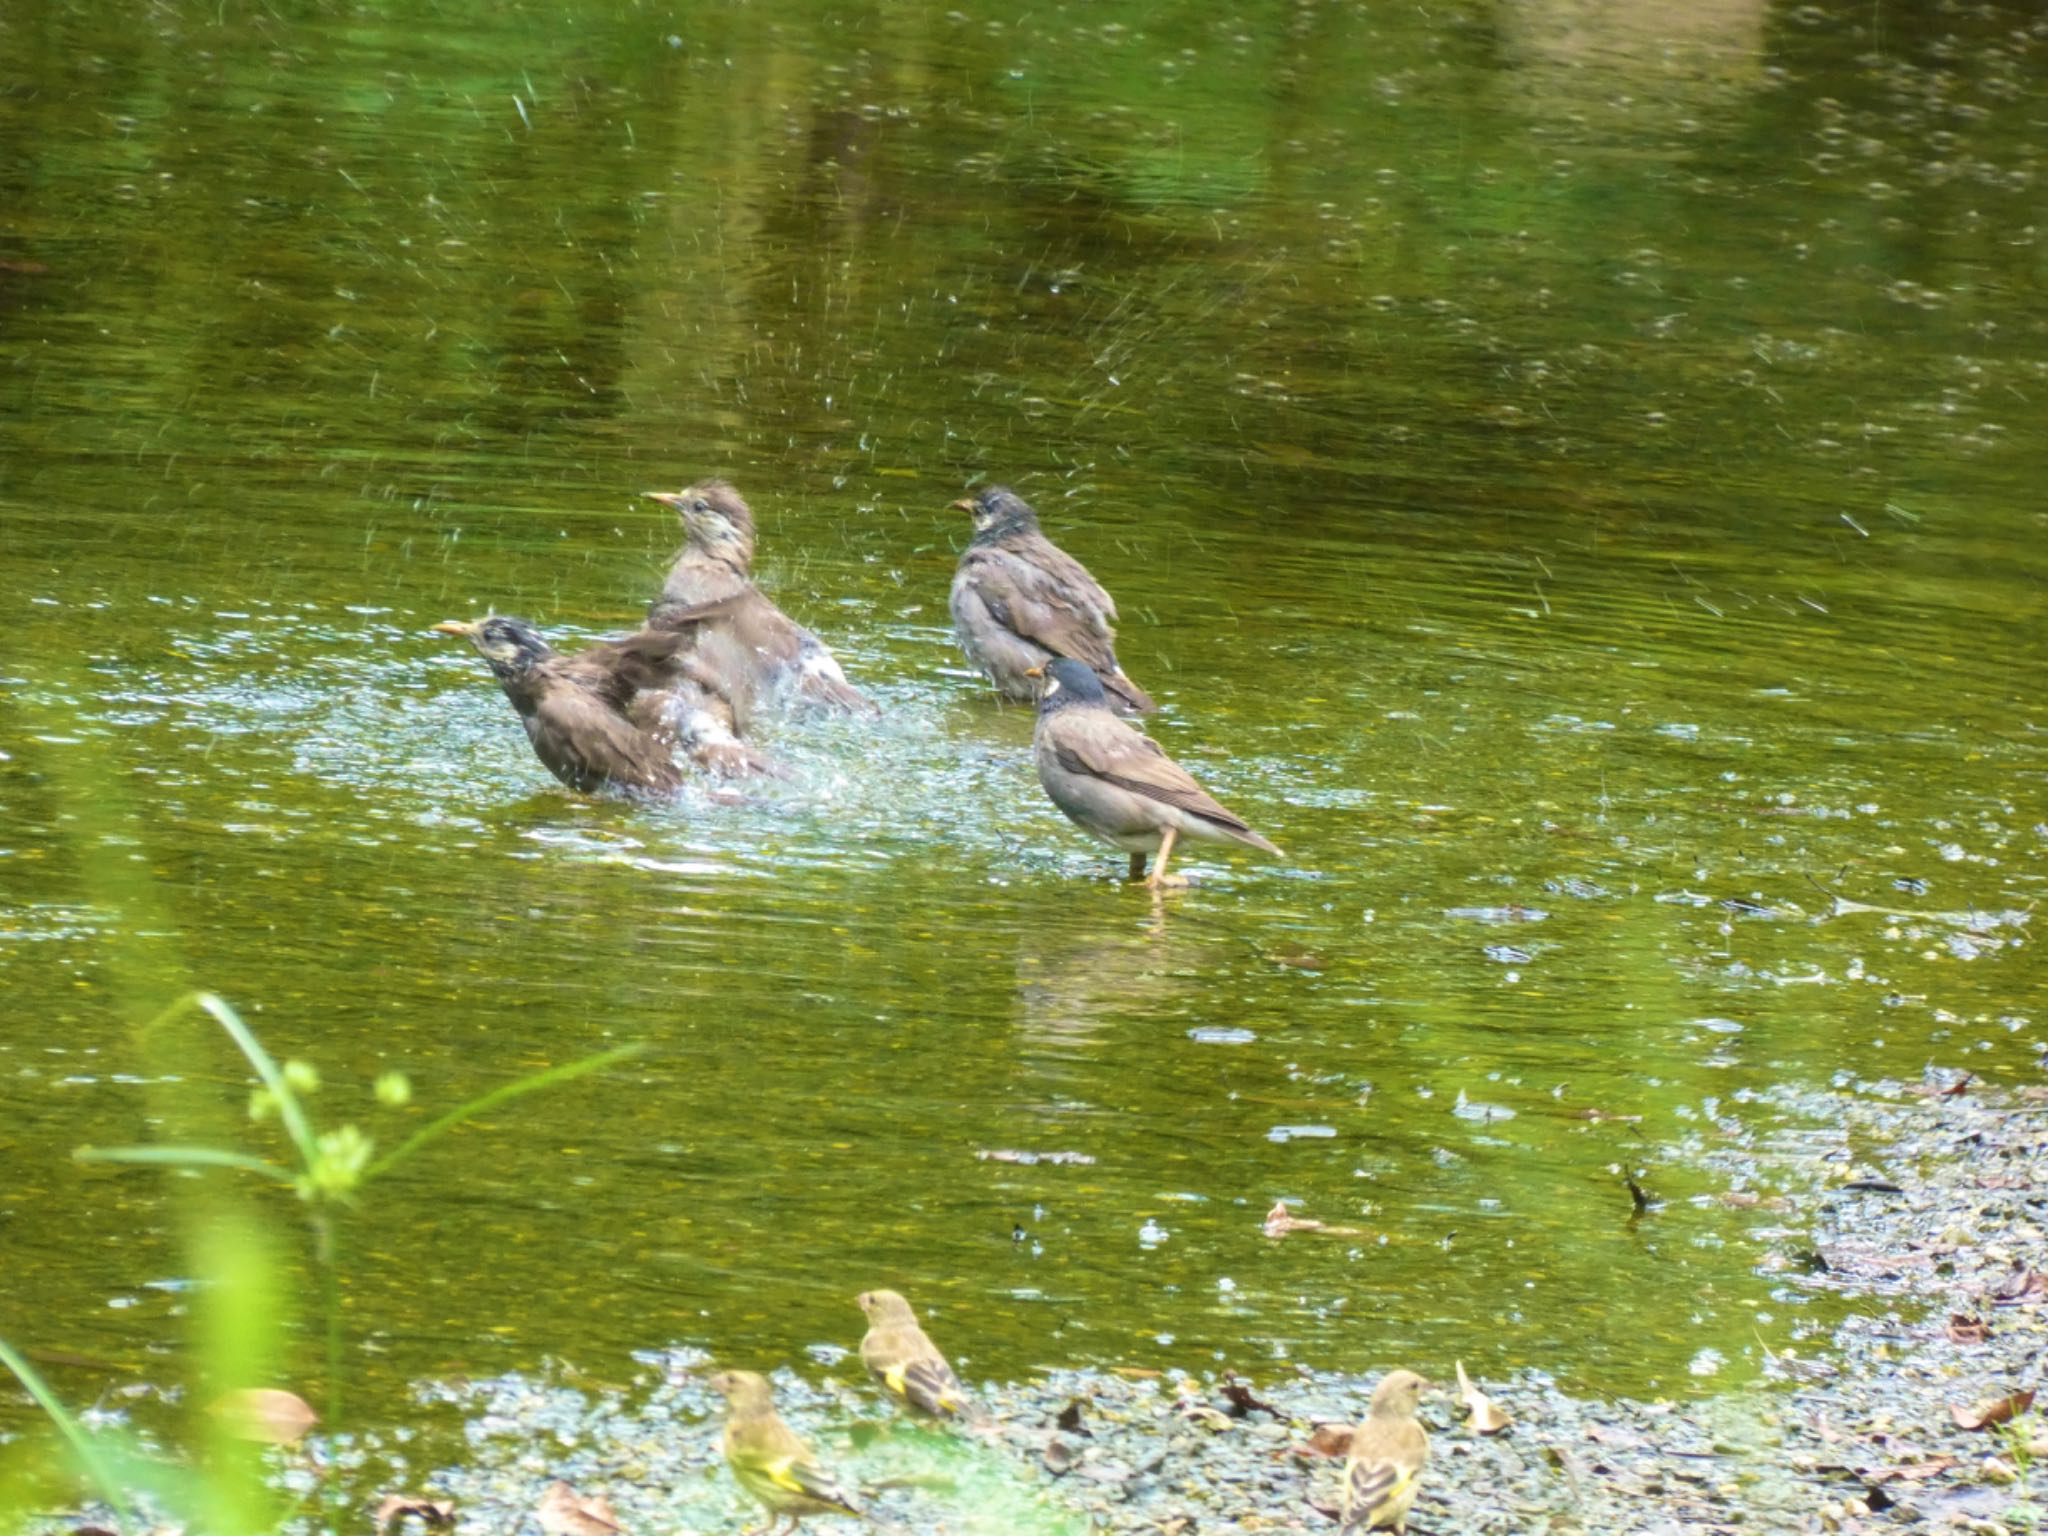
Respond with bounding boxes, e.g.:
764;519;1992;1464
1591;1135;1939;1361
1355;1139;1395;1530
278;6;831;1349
2;0;2043;1470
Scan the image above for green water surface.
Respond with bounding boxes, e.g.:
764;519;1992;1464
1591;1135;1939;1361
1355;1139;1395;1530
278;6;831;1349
2;0;2044;1463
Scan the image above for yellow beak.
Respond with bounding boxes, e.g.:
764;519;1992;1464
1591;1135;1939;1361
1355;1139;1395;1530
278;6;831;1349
431;620;479;637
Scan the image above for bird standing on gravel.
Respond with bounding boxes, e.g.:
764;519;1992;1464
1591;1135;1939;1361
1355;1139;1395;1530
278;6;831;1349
1029;657;1280;888
709;1370;865;1534
948;486;1156;714
1340;1369;1431;1535
644;480;873;724
856;1288;972;1421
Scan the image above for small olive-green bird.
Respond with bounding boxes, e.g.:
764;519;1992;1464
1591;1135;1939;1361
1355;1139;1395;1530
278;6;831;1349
1340;1369;1431;1534
709;1370;864;1533
855;1289;971;1420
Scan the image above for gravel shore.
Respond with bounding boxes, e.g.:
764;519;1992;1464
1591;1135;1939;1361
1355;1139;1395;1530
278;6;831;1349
397;1077;2046;1536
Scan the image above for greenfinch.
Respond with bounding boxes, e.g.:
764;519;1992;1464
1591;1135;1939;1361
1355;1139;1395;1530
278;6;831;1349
709;1370;864;1533
1340;1369;1431;1534
856;1288;972;1420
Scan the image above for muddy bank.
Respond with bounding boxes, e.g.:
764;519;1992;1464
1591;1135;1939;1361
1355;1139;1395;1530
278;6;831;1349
390;1079;2044;1536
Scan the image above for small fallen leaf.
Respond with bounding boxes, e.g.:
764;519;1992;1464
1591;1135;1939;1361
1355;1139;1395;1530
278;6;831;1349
1946;1314;1991;1345
208;1388;317;1445
1302;1423;1354;1459
1041;1437;1078;1476
1265;1200;1323;1237
1176;1401;1234;1432
1717;1190;1793;1212
373;1495;455;1532
1455;1362;1511;1435
1990;1266;2047;1307
537;1482;622;1536
1869;1455;1959;1484
1221;1378;1278;1419
1261;1200;1364;1238
1951;1389;2035;1431
1904;1071;1972;1098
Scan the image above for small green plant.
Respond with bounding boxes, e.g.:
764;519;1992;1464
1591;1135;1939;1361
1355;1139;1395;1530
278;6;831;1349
0;991;645;1531
2004;1407;2041;1526
77;990;639;1424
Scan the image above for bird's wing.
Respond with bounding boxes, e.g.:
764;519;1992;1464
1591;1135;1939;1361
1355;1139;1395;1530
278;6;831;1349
960;543;1122;674
1051;718;1260;838
529;672;678;792
737;1453;862;1517
1341;1424;1427;1533
884;1354;970;1418
1343;1454;1408;1518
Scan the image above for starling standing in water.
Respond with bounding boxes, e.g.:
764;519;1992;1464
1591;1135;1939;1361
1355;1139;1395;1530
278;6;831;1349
1339;1370;1431;1535
1029;658;1280;887
432;612;776;790
709;1370;865;1534
948;486;1156;713
644;480;873;723
856;1289;971;1421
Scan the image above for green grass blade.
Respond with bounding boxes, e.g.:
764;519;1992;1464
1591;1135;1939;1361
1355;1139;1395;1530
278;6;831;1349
366;1043;644;1180
0;1337;138;1531
74;1145;293;1181
142;992;320;1167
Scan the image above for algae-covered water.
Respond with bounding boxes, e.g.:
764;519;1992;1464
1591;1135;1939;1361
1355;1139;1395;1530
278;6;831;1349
2;0;2043;1460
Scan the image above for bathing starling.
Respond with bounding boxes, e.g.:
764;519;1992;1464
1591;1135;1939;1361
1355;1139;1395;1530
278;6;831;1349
949;486;1155;713
432;612;775;791
644;480;873;723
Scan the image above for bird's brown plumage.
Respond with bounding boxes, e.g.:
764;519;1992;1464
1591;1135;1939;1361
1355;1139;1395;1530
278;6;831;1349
948;487;1155;713
434;612;776;790
644;480;874;723
1030;657;1280;885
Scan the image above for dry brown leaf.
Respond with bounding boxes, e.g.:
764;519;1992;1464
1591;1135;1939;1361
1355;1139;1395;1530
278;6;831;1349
1991;1266;2048;1307
1904;1072;1972;1098
1264;1200;1323;1237
1261;1200;1364;1238
1221;1378;1278;1419
1870;1456;1959;1484
1302;1423;1354;1459
208;1388;316;1445
536;1481;622;1536
373;1495;455;1532
1951;1389;2035;1431
1947;1314;1991;1345
1455;1361;1512;1435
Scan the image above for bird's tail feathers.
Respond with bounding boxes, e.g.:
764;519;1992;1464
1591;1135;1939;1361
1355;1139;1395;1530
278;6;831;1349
1101;669;1158;714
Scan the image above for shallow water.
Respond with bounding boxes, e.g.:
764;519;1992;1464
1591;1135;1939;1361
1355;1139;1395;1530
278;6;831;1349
2;0;2044;1464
